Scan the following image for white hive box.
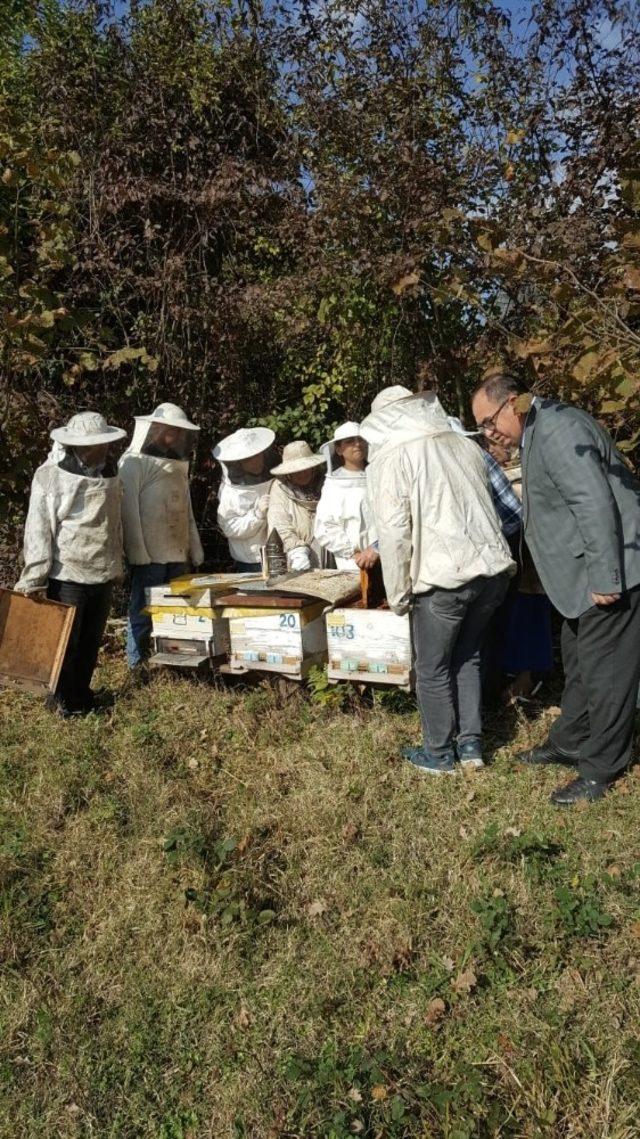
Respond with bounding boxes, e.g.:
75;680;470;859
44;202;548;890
144;583;230;668
222;601;327;680
326;607;413;688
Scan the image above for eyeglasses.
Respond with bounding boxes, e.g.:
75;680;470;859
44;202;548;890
477;397;511;435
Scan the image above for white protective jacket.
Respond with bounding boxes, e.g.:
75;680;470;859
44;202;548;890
217;470;272;565
118;424;204;566
314;468;377;571
360;394;515;613
15;459;123;592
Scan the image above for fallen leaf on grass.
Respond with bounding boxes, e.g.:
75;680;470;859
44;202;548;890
442;955;455;972
342;821;360;844
350;1121;364;1134
236;1005;251;1029
347;1088;363;1103
629;921;640;939
452;969;477;995
307;898;328;918
425;997;446;1026
237;832;252;855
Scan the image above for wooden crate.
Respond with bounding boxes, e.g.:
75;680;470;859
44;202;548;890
0;588;75;696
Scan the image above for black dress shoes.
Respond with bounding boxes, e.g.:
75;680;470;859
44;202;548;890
515;740;578;767
550;777;611;807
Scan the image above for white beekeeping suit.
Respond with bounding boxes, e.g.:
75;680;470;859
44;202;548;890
361;389;515;613
15;411;126;595
118;402;204;567
314;422;377;571
212;426;275;566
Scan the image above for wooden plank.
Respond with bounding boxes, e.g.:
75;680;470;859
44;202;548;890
0;588;75;695
360;561;386;609
327;667;412;690
215;592;313;609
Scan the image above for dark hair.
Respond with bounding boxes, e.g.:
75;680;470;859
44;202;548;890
473;372;530;404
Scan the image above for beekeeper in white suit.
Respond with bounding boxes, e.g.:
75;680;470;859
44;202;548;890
15;410;126;716
212;426;276;571
314;422;378;571
119;402;204;668
361;386;515;775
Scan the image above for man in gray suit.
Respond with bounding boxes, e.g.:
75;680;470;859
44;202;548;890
472;374;640;806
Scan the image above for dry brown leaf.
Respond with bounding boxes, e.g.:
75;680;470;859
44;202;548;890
342;821;360;844
452;969;477;995
391;270;421;296
237;832;252;856
307;898;328;918
629;921;640;939
425;997;446;1026
236;1005;251;1029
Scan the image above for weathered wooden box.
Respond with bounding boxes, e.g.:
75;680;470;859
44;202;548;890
326;606;413;689
222;601;327;680
0;588;75;696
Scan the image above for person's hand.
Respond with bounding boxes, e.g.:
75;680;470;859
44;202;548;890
353;546;380;570
591;592;621;606
25;587;48;602
257;495;270;515
289;546;312;572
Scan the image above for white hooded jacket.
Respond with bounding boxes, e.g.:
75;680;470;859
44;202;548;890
15;458;123;592
314;469;377;571
360;393;515;613
118;422;204;566
217;469;272;565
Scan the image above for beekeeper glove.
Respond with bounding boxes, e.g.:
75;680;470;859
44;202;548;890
257;494;270;516
289;545;312;571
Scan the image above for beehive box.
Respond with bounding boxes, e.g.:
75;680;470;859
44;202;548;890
222;601;327;680
326;607;413;688
144;584;230;667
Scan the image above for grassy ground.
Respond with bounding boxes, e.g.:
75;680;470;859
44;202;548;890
2;653;640;1139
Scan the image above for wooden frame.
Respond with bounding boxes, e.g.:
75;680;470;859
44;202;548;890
0;588;75;696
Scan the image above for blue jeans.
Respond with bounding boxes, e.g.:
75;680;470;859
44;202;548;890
127;562;188;667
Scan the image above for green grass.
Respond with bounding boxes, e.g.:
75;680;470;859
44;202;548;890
2;656;640;1138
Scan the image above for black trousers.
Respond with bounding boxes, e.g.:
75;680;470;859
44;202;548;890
47;579;114;713
549;585;640;782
